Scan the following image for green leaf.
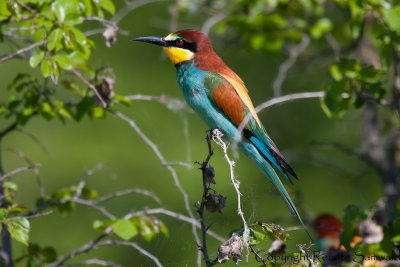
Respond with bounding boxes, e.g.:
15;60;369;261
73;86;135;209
4;181;18;191
75;97;95;121
100;0;115;14
39;102;56;121
330;64;342;81
47;28;63;51
9;204;28;214
113;219;138;240
0;1;12;21
52;0;79;22
93;219;116;232
82;0;93;16
0;208;8;221
81;187;98;200
40;246;57;263
112;94;132;106
8;218;30;245
41;60;51;78
310;18;333;39
29;51;45;68
383;5;400;34
391;235;400;242
17;107;34;125
58;106;74;120
53;54;72;70
91;106;105;118
160;221;169;238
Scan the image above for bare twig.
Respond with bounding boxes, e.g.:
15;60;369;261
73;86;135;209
112;111;201;257
392;42;400;114
112;0;166;23
0;40;45;63
48;234;163;267
249;245;267;267
324;32;341;61
272;34;310;96
196;132;215;267
73;163;104;200
7;210;53;221
211;129;249;258
16;0;37;14
94;187;161;205
5;25;42;33
65;259;121;267
2;148;45;200
236;92;324;146
0;164;40;182
201;13;227;35
0;123;18;139
71;69;107;108
124;94;191;112
47;231;111;267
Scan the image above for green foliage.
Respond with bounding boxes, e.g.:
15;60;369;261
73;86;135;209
94;215;169;242
322;59;386;118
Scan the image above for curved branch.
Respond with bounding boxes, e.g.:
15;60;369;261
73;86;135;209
0;41;45;63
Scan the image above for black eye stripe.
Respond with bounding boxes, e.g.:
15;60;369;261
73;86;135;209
166;39;197;53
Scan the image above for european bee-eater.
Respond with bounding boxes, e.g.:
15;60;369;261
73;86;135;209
132;29;312;240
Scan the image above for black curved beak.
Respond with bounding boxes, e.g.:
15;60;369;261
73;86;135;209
131;36;168;47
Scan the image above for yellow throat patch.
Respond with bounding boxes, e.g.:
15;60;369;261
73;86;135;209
163;47;194;65
162;33;194;65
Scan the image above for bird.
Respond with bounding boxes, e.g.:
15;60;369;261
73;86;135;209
132;29;312;241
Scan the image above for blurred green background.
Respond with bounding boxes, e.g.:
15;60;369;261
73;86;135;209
0;0;383;265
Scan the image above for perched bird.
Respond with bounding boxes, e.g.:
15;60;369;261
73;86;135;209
132;29;312;240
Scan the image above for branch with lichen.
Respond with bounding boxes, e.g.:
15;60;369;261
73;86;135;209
211;129;249;261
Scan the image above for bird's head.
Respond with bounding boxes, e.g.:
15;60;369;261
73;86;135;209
132;29;213;66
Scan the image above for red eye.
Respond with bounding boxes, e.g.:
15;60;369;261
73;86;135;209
176;39;183;46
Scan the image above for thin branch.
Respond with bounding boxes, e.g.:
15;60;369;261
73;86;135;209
163;161;193;169
16;0;37;14
196;132;215;267
16;127;50;155
112;111;201;254
0;40;45;63
93;187;161;205
249;245;267;267
124;94;191;112
211;129;249;258
236;92;324;144
0;122;18;139
71;69;107;108
2;148;45;200
201;13;227;36
101;240;163;267
5;25;42;33
47;231;111;267
64;259;121;267
48;234;163;267
324;32;341;61
72;199;116;220
0;164;40;182
311;141;373;166
112;0;166;23
392;42;400;114
7;210;53;221
272;34;310;96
